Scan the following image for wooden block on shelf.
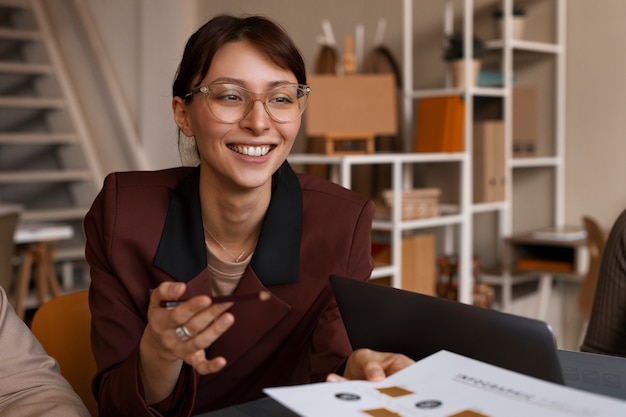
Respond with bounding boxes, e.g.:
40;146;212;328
402;234;436;296
372;234;436;296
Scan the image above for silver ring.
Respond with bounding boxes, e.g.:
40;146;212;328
175;325;193;341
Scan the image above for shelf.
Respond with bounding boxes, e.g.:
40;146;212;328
509;156;562;169
472;201;508;214
410;86;506;99
371;213;464;232
486;39;563;55
288;152;466;166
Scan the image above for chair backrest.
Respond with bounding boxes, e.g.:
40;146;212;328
0;208;20;291
578;215;608;321
30;290;98;416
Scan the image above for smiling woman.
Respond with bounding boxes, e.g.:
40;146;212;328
84;14;412;417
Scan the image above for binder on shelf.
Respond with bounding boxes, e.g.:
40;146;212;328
414;96;464;153
473;121;505;203
512;86;537;157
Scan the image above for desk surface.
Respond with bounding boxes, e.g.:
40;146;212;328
196;397;296;417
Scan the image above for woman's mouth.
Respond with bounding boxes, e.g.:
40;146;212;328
227;144;272;157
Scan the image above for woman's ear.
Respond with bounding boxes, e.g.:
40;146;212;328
172;97;194;137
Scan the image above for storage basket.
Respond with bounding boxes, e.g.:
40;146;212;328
380;188;441;220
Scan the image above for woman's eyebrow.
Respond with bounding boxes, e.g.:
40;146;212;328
207;77;296;89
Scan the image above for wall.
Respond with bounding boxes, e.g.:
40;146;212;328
565;0;626;231
84;0;626;231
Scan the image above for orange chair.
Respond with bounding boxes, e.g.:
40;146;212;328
30;290;98;416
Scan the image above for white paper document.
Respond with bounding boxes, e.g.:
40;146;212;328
264;350;626;416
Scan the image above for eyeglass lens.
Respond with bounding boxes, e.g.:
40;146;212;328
203;84;308;123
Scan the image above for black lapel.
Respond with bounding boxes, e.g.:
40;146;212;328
250;161;302;285
154;162;302;285
154;168;205;282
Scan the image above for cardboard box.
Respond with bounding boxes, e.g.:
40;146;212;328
473;121;505;203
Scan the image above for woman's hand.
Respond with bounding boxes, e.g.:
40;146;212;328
326;348;414;382
139;281;235;404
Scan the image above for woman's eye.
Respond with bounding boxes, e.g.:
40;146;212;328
219;92;243;102
270;94;294;105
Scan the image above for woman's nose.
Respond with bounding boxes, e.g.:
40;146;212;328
240;100;271;132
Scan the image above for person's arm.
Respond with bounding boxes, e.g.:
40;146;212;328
85;174;235;416
0;286;90;417
139;282;235;404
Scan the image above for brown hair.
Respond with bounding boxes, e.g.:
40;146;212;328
172;14;307;100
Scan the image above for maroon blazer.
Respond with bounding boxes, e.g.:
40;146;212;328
84;162;375;416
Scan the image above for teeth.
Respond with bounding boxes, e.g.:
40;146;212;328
228;144;271;156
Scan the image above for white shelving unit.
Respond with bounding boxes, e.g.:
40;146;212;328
290;0;566;306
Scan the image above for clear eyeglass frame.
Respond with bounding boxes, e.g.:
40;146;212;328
184;82;311;124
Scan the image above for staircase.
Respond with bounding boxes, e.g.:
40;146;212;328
0;0;104;284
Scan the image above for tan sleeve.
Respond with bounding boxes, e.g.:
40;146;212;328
0;286;90;417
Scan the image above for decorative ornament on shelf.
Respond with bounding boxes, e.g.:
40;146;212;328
492;5;527;40
442;32;486;89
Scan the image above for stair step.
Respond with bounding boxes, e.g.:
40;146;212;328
0;169;92;182
0;0;30;9
0;132;79;144
0;28;41;42
0;61;54;75
21;207;90;223
0;96;66;109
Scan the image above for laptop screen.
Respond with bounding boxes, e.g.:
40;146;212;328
330;275;565;384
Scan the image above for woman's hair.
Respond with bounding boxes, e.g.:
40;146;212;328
173;14;307;165
173;14;306;99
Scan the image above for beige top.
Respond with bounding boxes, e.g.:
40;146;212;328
207;242;251;296
0;286;90;417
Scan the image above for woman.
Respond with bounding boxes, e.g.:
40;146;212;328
85;14;412;416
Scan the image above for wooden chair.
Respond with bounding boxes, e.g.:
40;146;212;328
578;215;607;322
30;290;98;416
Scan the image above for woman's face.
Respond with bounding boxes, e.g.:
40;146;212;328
174;40;301;191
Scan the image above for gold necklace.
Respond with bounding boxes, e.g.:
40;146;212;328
204;227;247;262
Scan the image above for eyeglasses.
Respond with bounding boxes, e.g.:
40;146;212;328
184;83;310;124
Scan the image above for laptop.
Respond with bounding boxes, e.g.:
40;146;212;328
557;349;626;400
330;274;565;385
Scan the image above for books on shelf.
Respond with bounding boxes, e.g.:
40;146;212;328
532;226;588;242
